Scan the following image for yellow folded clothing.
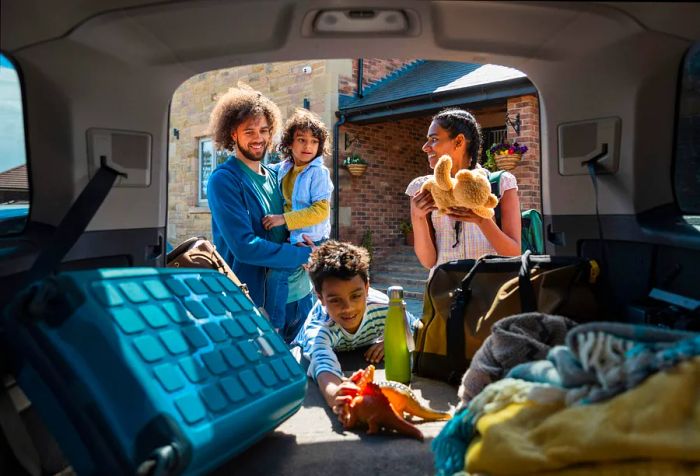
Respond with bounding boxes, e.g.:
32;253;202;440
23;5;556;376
466;357;700;475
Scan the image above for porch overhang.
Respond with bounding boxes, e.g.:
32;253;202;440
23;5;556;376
338;77;536;124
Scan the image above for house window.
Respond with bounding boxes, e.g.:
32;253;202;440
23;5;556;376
0;53;29;235
198;138;229;205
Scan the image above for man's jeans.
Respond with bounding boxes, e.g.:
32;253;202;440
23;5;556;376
265;266;294;331
282;291;314;344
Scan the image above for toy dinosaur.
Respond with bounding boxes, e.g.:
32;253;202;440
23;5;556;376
340;365;451;441
351;365;451;421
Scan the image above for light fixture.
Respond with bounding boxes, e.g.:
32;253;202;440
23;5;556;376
505;113;521;135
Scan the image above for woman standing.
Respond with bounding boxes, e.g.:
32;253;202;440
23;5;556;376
406;109;521;272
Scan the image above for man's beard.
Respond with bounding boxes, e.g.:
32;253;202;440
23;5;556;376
237;142;267;162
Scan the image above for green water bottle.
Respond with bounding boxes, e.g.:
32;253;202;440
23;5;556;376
384;285;411;384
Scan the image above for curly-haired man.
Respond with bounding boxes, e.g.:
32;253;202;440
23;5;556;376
207;86;314;342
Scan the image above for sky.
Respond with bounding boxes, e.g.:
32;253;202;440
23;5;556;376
0;54;26;174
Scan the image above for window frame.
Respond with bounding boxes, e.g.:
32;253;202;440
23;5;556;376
197;137;229;207
0;51;31;236
672;41;700;216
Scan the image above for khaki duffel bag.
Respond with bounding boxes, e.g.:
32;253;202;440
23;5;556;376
413;252;601;384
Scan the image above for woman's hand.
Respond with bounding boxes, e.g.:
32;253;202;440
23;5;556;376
262;214;286;230
447;207;486;225
411;189;437;220
363;341;384;364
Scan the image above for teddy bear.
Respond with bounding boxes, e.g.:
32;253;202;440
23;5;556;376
420;155;499;219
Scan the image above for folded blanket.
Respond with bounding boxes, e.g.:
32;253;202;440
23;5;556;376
457;312;577;409
508;322;700;405
433;378;563;476
466;357;700;475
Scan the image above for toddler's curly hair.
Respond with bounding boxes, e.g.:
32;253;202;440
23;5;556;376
277;108;331;160
308;240;370;293
208;85;282;151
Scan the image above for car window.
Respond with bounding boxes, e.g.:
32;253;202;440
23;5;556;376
0;53;29;235
674;41;700;216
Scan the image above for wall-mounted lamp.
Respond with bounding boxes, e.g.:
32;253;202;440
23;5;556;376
303;98;310;110
505;112;521;135
173;128;180;140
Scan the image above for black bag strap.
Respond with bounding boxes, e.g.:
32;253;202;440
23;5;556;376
518;250;537;312
489;171;504;228
24;163;123;286
445;256;491;383
445;252;540;382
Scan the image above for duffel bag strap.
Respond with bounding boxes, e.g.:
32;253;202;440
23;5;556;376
446;285;469;384
445;256;490;384
518;250;538;312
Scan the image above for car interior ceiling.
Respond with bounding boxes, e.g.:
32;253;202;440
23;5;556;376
1;1;699;315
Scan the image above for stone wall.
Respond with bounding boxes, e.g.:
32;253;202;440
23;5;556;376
167;60;350;245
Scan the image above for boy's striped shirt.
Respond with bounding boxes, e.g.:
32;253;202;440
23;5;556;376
293;287;419;381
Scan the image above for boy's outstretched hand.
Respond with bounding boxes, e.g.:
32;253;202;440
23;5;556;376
364;341;384;364
331;380;360;417
262;214;286;230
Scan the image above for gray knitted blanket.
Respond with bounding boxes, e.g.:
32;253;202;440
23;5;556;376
457;312;577;409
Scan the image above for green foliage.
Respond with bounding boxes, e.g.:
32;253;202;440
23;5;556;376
343;153;368;166
399;220;413;236
483;148;498;173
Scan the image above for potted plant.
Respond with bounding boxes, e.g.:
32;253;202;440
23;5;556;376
399;220;414;246
343;153;368;176
486;141;528;171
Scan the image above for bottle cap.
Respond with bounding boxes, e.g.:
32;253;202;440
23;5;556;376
387;286;404;300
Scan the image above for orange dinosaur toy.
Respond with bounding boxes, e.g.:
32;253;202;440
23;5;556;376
351;365;451;421
340;365;451;440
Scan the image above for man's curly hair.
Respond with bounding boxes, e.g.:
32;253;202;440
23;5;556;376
277;108;331;160
208;86;282;151
307;240;370;293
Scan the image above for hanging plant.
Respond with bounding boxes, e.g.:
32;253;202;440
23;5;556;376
343;153;368;176
486;141;528;170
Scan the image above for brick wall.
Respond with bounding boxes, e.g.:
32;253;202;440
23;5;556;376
168;60;344;245
506;95;541;212
339;59;417;96
338;116;431;261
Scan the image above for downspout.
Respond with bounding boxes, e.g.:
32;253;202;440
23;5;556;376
332;114;346;240
357;59;364;98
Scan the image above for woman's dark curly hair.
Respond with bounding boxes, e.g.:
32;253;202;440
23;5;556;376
277;108;331;160
208;86;282;151
432;108;482;169
307;240;370;293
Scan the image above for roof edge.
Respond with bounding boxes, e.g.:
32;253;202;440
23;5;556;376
339;76;535;120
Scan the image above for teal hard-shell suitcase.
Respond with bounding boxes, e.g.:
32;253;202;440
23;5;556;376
2;267;307;475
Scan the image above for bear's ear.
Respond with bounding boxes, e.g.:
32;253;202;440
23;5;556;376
455;169;474;182
485;194;498;208
433;155;454;191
